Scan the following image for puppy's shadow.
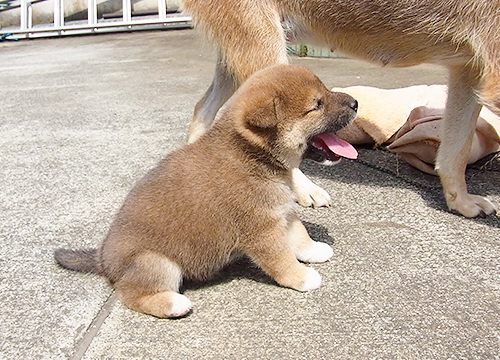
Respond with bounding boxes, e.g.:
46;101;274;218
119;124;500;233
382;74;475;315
181;221;333;292
303;221;335;245
181;257;273;292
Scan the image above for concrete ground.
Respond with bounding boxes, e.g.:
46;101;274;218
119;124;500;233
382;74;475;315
1;29;499;359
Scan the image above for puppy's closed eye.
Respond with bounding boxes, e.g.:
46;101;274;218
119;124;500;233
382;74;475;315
306;99;324;114
314;99;324;110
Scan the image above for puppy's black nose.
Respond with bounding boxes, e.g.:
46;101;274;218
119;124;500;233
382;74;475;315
350;99;358;112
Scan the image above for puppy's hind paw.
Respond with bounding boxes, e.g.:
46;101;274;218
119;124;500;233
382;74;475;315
169;293;193;318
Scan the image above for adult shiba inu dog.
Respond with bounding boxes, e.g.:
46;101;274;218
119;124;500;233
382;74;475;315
54;65;358;318
181;0;500;218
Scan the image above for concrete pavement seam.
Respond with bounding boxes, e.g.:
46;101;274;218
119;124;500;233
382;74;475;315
70;292;117;360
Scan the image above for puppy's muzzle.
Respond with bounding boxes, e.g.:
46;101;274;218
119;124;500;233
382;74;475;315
303;93;358;165
349;99;358;112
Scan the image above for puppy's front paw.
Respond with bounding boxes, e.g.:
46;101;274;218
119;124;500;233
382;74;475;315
296;267;322;292
297;241;333;263
292;168;331;207
296;183;331;208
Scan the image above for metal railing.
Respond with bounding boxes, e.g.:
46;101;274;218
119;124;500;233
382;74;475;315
0;0;192;39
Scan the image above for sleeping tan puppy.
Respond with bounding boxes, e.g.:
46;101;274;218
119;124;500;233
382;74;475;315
181;0;500;218
54;65;358;318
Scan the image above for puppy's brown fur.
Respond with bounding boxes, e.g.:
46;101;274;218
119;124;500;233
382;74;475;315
55;65;357;318
182;0;500;217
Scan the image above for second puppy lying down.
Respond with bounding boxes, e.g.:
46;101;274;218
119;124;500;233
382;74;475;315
54;65;358;318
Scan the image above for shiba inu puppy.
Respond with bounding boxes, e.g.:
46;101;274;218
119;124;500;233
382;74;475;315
55;65;358;318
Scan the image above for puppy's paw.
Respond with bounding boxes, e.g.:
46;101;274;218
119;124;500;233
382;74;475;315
297;241;333;263
447;193;497;218
122;291;192;318
169;293;193;318
296;183;331;208
296;267;322;292
292;168;331;208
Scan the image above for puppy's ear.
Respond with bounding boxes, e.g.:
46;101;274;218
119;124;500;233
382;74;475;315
243;94;281;129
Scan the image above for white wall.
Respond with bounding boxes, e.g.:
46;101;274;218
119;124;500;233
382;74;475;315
0;0;181;27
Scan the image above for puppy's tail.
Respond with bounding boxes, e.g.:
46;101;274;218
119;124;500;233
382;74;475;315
54;248;102;275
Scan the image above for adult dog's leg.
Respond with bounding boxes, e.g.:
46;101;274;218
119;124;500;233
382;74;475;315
436;65;497;217
187;1;332;207
188;56;237;143
186;0;288;143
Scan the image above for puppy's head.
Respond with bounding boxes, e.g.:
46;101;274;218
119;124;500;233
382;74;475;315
229;64;358;169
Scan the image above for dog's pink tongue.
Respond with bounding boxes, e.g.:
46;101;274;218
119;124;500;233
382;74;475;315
313;133;358;159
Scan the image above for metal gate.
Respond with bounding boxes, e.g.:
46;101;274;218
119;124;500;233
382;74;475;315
0;0;191;39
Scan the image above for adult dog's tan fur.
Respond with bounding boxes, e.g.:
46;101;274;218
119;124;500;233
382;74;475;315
182;0;500;217
55;65;358;318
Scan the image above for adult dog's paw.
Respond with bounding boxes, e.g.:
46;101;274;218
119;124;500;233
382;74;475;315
447;193;497;218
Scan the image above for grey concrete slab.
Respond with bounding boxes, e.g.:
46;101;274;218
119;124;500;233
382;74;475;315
1;29;499;359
